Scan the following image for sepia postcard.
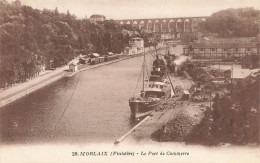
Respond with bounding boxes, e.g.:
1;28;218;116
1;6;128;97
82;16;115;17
0;0;260;162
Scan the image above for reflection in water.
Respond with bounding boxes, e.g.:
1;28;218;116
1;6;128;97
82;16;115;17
0;52;162;144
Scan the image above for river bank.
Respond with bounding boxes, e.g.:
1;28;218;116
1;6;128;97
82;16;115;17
0;66;68;108
0;46;166;108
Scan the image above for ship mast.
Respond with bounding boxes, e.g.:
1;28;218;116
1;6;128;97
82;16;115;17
142;47;145;91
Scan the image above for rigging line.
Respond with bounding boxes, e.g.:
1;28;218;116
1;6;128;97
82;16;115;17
149;53;152;70
166;71;176;96
144;58;150;78
151;50;156;59
133;63;144;97
144;60;150;97
149;50;155;60
142;48;146;91
152;47;157;56
147;48;154;70
148;47;156;58
147;46;154;54
147;54;151;74
148;46;155;55
55;74;81;127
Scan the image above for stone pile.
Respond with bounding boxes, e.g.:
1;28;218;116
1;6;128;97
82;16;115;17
196;68;214;82
160;108;202;142
209;69;224;78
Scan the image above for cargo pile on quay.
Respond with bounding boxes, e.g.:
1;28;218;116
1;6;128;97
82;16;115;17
159;102;207;142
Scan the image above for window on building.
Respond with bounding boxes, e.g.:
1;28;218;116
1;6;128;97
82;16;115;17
223;49;227;52
200;49;204;52
235;48;239;52
160;85;163;89
211;48;215;51
247;48;251;51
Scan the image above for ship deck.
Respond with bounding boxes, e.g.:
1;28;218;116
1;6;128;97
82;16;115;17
115;74;195;144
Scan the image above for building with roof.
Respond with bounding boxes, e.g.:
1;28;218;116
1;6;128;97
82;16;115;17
90;14;106;23
107;52;114;55
231;69;251;87
129;37;144;49
89;53;100;58
183;36;259;63
69;63;78;72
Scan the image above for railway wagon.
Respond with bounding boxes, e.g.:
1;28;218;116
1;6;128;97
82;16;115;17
104;55;119;62
89;57;105;65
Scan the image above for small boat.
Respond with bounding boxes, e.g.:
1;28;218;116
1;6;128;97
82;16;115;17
129;48;175;119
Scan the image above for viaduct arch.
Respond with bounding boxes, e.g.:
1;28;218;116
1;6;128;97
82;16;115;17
117;17;207;39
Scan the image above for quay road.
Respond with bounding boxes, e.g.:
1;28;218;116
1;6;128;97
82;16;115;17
0;47;168;144
0;46;166;108
0;66;68;108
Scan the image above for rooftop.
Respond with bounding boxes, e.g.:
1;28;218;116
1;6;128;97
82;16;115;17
187;35;259;49
190;42;257;48
206;36;255;43
69;63;77;66
90;53;100;57
232;69;251;79
130;37;143;40
107;52;113;55
90;14;105;18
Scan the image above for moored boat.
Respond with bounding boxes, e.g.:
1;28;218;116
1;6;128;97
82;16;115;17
129;48;175;119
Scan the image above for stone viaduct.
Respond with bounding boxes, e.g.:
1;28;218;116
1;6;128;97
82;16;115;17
115;17;208;39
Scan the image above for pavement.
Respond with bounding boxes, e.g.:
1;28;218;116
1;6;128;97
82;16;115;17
0;66;68;101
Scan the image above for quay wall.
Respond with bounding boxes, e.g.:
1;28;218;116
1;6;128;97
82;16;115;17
0;72;65;108
0;47;167;108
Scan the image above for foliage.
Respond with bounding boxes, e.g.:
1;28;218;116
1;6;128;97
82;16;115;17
186;79;259;145
199;8;260;37
0;0;137;88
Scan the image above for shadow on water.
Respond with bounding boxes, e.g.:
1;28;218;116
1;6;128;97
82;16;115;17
0;52;164;145
0;76;79;145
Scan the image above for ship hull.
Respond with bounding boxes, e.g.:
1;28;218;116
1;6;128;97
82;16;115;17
129;94;170;119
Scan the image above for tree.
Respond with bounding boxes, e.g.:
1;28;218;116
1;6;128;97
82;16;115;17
54;7;59;15
199;8;260;37
0;1;133;87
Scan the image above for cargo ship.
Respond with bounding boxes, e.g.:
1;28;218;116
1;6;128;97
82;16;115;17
129;48;175;119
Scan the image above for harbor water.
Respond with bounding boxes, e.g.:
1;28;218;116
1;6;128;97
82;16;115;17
0;51;163;144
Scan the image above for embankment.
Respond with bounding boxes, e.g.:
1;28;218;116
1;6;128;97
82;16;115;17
0;70;66;108
0;47;166;108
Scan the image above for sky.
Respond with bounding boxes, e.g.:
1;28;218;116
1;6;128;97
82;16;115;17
7;0;260;19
